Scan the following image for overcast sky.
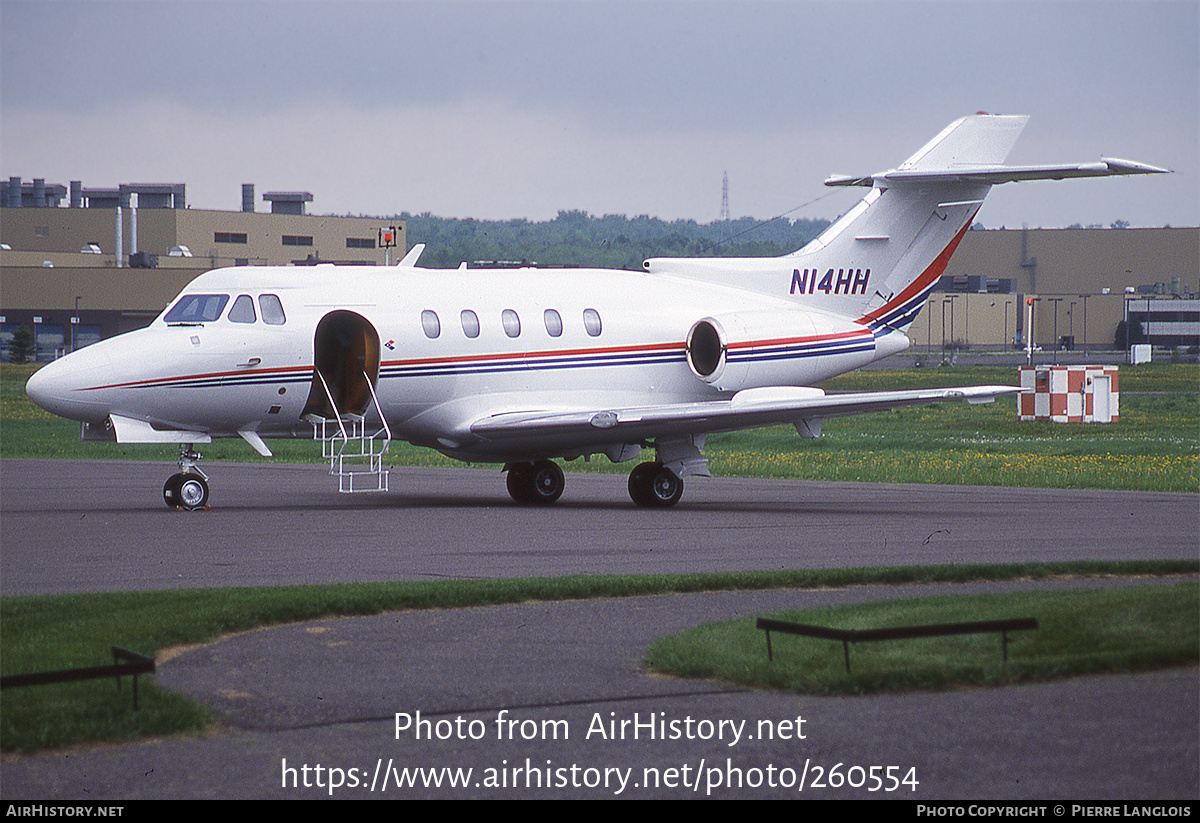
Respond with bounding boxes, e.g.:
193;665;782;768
2;0;1196;231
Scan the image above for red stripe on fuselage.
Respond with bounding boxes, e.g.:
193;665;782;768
78;323;872;392
726;328;871;351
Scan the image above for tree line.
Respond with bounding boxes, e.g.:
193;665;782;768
375;210;831;270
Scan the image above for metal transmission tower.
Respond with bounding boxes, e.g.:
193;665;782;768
719;171;730;222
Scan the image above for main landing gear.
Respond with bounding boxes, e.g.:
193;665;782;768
627;461;684;508
504;459;684;508
163;445;210;511
505;459;565;505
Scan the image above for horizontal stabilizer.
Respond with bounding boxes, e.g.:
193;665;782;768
827;158;1170;188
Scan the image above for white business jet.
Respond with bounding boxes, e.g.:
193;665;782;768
26;114;1166;509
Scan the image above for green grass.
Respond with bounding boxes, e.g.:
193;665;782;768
2;560;1196;753
2;361;1197;753
2;362;1198;490
644;582;1199;696
701;362;1199;491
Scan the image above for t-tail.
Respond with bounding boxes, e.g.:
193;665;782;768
645;114;1168;338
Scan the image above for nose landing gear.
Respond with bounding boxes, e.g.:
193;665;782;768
163;445;210;511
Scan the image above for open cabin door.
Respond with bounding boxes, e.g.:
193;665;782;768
302;311;391;493
302;310;381;421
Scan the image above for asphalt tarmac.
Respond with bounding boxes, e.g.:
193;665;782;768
2;459;1196;595
1;459;1197;800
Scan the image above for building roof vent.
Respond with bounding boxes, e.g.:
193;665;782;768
263;191;313;215
122;183;186;209
2;177;67;207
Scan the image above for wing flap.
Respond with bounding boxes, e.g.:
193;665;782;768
469;385;1020;443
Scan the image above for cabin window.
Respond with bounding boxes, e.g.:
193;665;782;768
502;309;521;338
259;294;286;325
164;294;230;324
583;308;602;337
228;294;257;323
460;310;480;338
544;309;563;337
421;310;441;339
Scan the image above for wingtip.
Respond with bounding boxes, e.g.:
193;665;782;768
1101;157;1172;175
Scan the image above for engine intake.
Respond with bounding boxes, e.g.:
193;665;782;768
686;319;725;379
685;311;877;391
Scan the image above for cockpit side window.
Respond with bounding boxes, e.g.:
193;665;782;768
164;294;230;324
259;294;286;325
228;294;257;323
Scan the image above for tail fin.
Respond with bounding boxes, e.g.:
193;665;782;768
795;114;1030;332
645;114;1166;334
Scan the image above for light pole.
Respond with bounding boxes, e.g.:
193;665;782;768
941;297;951;362
927;296;934;351
1004;298;1012;352
1048;297;1063;363
1025;297;1039;365
72;296;81;353
948;295;956;355
1079;293;1090;356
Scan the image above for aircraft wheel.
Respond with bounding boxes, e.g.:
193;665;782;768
506;463;535;503
177;473;210;511
528;459;565;505
163;473;185;508
628;462;683;508
507;460;564;505
506;460;561;506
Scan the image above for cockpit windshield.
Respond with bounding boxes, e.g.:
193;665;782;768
164;294;230;324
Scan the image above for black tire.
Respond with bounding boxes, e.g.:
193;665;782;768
507;460;565;505
506;462;535;503
163;473;185;509
628;462;683;508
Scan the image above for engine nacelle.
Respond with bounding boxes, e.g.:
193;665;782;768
685;309;879;391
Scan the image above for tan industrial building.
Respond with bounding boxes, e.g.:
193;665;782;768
1;177;1195;360
917;226;1197;354
1;181;406;353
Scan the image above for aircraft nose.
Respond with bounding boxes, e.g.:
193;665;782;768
25;344;115;422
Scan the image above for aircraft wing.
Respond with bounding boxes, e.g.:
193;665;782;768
469;384;1019;444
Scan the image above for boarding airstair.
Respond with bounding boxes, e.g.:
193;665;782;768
309;370;391;493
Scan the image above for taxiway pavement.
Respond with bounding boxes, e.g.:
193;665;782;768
2;459;1196;596
1;460;1196;799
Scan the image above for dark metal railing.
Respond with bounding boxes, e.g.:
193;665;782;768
756;617;1039;672
0;647;156;709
